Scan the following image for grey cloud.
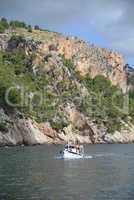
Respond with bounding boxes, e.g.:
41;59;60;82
0;0;134;64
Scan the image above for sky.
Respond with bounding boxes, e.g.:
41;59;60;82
0;0;134;66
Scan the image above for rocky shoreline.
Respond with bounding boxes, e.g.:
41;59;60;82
0;108;134;147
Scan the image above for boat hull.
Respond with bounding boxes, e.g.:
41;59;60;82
62;150;83;159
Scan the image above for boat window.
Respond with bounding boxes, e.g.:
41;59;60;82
65;145;75;149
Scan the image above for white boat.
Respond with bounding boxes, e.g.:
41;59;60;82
61;143;84;159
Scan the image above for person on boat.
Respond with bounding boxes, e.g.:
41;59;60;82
75;139;80;154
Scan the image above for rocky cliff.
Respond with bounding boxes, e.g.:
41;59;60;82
0;28;127;92
1;107;134;146
0;26;133;146
125;65;134;92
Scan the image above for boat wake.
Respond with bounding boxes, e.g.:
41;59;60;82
94;153;115;158
55;153;116;160
84;155;93;159
55;155;93;160
55;152;134;160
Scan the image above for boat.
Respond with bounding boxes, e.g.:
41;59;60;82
60;142;84;159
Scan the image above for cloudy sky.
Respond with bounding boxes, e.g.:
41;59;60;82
0;0;134;66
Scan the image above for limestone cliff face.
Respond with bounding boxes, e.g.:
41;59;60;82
0;28;131;146
0;107;134;146
0;34;9;51
23;35;127;92
125;65;134;92
0;31;127;92
57;37;127;92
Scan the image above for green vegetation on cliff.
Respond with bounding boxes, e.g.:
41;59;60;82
129;92;134;121
0;44;129;134
0;18;9;33
0;20;133;135
0;18;28;33
0;18;56;34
